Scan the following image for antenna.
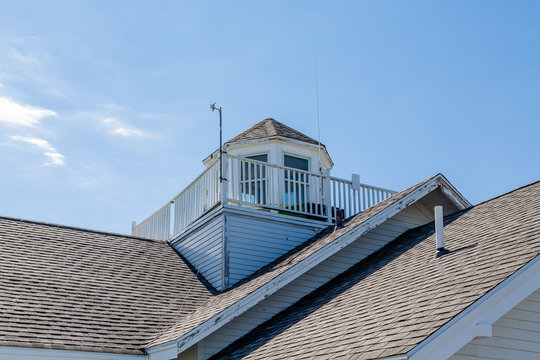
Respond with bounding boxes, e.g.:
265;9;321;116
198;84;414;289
315;60;322;174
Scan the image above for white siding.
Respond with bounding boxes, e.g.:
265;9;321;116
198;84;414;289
227;211;323;286
199;203;433;359
171;213;224;290
450;288;540;360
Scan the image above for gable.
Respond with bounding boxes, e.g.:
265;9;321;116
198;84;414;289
449;288;540;360
211;181;540;359
145;174;470;358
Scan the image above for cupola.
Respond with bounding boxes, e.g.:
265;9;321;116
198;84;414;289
133;118;395;291
203;118;333;173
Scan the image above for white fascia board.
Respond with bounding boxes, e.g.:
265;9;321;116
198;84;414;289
435;175;471;209
160;176;445;355
146;341;176;360
0;346;145;360
222;203;329;228
408;254;540;360
228;137;334;167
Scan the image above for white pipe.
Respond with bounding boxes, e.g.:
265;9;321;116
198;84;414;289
435;205;444;250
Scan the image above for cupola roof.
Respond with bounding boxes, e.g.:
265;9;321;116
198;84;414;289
228;118;322;146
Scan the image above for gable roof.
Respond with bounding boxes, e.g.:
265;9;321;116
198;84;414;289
0;217;214;355
227;118;321;146
146;174;468;352
211;180;540;360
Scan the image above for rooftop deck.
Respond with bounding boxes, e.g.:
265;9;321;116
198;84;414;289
132;154;396;240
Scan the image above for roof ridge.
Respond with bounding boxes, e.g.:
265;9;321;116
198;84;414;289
0;215;159;243
472;179;540;207
210;178;540;360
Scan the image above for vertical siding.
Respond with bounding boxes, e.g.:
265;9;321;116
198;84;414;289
227;212;324;286
170;214;224;290
200;203;433;359
450;288;540;360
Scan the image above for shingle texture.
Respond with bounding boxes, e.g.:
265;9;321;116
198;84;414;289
0;218;213;354
212;180;540;360
146;175;438;348
227;118;321;146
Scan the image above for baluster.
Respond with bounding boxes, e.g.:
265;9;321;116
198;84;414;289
347;184;352;218
289;170;294;210
255;163;259;204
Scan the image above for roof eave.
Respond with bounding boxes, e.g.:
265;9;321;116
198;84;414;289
146;174;463;354
407;254;540;360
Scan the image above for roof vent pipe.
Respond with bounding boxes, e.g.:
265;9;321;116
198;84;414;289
435;206;448;257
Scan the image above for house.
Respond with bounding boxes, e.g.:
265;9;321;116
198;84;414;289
0;118;539;360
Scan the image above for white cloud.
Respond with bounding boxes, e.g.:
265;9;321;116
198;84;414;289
9;135;65;166
0;97;56;127
103;117;147;137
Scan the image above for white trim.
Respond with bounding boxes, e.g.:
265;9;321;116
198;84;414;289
223;136;334;168
436;175;471;209
222;203;330;228
0;346;145;360
408;255;540;360
145;340;176;360
169;204;223;245
152;175;466;354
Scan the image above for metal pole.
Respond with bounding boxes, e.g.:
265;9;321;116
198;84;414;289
219;106;223;183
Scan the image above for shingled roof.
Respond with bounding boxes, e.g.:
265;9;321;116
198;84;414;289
212;181;540;360
145;174;446;349
227;118;321;146
0;217;214;354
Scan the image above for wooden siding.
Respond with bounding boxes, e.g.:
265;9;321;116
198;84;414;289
199;203;434;359
170;213;224;290
450;288;540;360
226;211;324;286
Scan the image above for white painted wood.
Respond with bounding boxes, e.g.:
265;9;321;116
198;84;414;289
135;149;397;241
435;205;444;250
146;341;178;360
449;288;540;360
171;212;224;290
227;210;324;286
0;346;144;360
200;203;434;358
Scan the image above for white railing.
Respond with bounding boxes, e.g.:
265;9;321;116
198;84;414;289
133;154;397;240
227;155;327;218
132;158;220;240
329;177;396;219
227;155;396;221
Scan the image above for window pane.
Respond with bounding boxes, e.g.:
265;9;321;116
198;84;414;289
284;155;308;171
247;154;268;162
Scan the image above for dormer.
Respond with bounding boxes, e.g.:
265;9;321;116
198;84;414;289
203;118;333;173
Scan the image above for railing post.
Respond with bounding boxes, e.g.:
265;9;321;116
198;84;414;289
221;152;228;205
323;169;332;223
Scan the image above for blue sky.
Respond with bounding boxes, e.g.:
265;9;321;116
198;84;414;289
0;1;538;234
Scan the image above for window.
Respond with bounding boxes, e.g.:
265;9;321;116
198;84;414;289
284;155;309;210
240;154;268;205
284;155;308;171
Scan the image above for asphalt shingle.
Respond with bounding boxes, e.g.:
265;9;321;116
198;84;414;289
227;118;322;146
212;180;540;360
0;218;214;354
145;175;438;348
